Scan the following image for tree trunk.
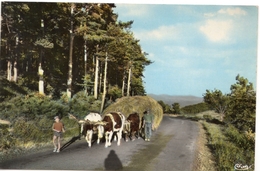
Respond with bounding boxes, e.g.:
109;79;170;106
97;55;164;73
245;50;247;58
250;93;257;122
39;19;44;94
67;35;74;99
94;56;99;99
38;63;44;95
7;60;11;81
122;70;125;97
13;36;19;82
13;61;17;82
67;4;75;99
127;66;131;97
84;40;87;95
100;52;108;113
99;63;102;95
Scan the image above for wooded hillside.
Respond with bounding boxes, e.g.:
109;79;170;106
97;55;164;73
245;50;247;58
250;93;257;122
1;2;152;105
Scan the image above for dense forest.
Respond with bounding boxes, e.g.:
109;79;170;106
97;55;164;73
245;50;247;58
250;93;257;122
0;2;153;155
0;2;152;104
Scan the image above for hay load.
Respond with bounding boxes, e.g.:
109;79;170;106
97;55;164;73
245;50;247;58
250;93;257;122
103;96;163;130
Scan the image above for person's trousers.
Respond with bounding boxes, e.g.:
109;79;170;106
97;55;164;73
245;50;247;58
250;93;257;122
144;123;152;139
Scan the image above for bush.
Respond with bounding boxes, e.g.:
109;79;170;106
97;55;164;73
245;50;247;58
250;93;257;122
203;114;213;121
0;93;69;121
11;116;79;146
202;121;255;171
12;118;48;143
0;77;30;102
0;125;15;151
225;125;254;150
0;86;103;159
214;140;242;171
0;93;76;150
68;91;102;119
225;124;255;166
60;117;80;138
190;116;200;121
181;102;209;114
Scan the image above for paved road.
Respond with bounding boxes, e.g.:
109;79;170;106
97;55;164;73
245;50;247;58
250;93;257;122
0;116;199;171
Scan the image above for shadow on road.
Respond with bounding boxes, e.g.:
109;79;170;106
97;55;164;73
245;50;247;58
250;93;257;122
60;135;81;151
104;150;123;170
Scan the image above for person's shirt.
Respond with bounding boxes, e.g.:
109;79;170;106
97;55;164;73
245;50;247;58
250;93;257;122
53;122;64;132
143;114;154;123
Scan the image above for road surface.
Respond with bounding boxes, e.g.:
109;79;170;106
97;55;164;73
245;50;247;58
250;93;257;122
0;116;199;171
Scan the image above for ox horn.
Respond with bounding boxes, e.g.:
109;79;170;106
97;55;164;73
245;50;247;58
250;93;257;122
78;120;86;124
94;121;108;126
78;120;94;124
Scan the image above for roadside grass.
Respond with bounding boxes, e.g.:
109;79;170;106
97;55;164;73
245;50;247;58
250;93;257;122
0;117;80;162
193;123;216;171
177;111;255;171
202;121;254;171
181;110;221;121
194;111;221;120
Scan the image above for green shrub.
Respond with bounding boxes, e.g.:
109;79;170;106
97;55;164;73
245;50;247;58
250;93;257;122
0;77;30;102
191;116;201;121
68;91;101;118
12;117;48;144
60;117;80;138
11;116;79;146
0;93;70;121
203;114;213;121
225;125;255;150
224;124;255;167
181;102;209;114
0;88;105;159
202;121;255;171
214;140;241;171
0;125;15;151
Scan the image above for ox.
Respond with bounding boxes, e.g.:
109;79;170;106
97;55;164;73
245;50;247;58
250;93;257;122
70;113;103;148
124;112;141;141
97;112;125;148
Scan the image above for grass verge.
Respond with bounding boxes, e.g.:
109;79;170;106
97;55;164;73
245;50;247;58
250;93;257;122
193;122;216;171
201;121;254;171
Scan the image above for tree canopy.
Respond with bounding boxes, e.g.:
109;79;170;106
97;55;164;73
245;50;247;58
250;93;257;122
203;75;256;132
1;2;152;100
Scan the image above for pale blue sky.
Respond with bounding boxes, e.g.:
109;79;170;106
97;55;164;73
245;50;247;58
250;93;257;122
113;4;258;97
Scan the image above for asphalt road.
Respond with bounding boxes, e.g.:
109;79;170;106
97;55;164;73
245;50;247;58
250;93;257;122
0;116;199;171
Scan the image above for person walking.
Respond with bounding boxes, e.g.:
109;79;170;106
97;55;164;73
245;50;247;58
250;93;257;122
52;116;65;153
142;110;154;141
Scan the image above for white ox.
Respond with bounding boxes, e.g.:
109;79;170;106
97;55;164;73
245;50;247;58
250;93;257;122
78;113;103;147
96;112;125;148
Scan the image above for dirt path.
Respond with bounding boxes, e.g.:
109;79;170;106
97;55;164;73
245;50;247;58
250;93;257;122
0;116;199;171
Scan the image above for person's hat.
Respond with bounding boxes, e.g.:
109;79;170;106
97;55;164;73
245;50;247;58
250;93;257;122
54;116;59;120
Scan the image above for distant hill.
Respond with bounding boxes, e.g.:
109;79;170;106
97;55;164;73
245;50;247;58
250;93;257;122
147;94;203;107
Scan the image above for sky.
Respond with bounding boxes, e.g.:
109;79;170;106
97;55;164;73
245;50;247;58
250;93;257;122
112;3;258;97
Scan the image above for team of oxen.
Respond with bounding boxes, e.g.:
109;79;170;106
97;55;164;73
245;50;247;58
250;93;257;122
69;112;143;148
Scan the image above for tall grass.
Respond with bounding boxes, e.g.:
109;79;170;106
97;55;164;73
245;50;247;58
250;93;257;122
0;116;80;162
202;121;254;171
